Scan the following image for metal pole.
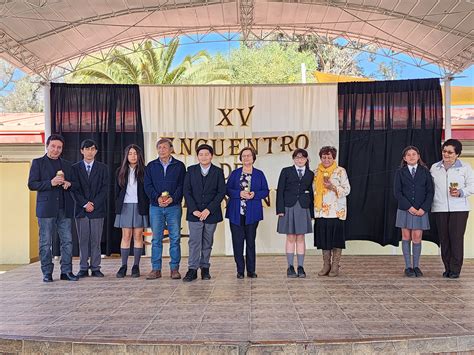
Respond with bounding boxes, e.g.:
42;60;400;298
43;82;51;146
301;63;306;84
444;76;452;140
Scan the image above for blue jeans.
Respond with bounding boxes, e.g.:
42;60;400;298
38;209;73;275
149;204;182;271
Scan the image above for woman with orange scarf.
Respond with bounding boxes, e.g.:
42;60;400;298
314;146;351;277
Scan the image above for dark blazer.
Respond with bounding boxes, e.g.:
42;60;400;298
394;165;434;212
71;160;109;218
183;164;226;224
276;166;315;218
225;167;270;226
115;168;149;216
28;154;77;218
144;157;186;207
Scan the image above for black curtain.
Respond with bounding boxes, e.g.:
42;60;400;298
50;83;144;256
338;78;443;247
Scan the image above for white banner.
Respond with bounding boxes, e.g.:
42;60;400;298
140;84;338;255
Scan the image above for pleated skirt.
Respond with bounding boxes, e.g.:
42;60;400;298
395;209;430;230
314;217;345;250
277;202;312;235
114;203;149;228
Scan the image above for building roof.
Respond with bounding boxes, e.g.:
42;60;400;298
0;0;472;78
0;112;44;143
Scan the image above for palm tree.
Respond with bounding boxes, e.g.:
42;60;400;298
70;39;229;84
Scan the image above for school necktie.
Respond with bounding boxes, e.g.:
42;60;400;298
298;169;303;179
86;164;91;177
411;167;416;178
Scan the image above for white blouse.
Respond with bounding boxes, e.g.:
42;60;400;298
124;167;138;203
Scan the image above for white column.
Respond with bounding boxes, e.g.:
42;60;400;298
444;76;452;140
301;63;306;84
43;82;51;145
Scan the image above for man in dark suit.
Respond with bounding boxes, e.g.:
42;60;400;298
28;134;79;282
182;144;226;282
72;139;109;278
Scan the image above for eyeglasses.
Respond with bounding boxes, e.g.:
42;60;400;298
442;150;456;155
294;156;307;160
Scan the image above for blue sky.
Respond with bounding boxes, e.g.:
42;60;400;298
2;33;473;96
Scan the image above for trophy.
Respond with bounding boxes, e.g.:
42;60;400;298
161;191;170;201
56;170;64;178
323;172;330;182
449;182;459;193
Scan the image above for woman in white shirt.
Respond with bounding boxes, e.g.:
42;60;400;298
431;139;474;279
114;145;149;278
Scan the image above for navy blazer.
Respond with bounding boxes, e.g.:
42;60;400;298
72;161;109;218
393;165;434;212
183;164;226;224
276;166;315;218
225;167;269;225
28;154;77;218
115;169;149;216
144;157;186;207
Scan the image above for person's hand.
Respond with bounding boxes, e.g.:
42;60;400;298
408;207;418;215
193;210;202;218
200;209;210;221
240;191;250;199
248;191;255;199
51;176;64;186
163;196;173;206
62;180;71;190
449;188;461;197
323;181;335;191
416;208;425;216
158;196;172;207
85;202;94;213
277;213;284;217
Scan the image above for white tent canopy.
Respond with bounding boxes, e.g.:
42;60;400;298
0;0;472;78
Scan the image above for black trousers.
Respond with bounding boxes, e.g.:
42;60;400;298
434;211;469;274
230;215;259;274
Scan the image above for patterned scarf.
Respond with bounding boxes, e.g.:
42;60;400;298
314;161;337;212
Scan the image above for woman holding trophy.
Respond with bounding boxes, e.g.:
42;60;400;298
313;146;351;277
431;139;474;279
226;147;269;279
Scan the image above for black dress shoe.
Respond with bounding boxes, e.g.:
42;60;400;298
297;266;306;278
77;270;89;278
60;272;79;281
116;265;127;278
131;265;140;278
287;265;297;278
237;272;244;279
91;270;105;277
443;270;450;278
413;267;423;277
449;272;460;279
183;269;198;282
43;274;53;282
404;268;416;277
247;272;258;278
201;268;211;280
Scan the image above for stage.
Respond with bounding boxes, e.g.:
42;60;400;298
1;255;473;354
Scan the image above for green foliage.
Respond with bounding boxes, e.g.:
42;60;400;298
69;39;230;84
224;42;317;84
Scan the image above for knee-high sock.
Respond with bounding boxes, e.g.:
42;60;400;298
402;240;411;268
297;254;305;267
121;248;130;266
286;253;294;267
133;247;142;266
412;243;422;268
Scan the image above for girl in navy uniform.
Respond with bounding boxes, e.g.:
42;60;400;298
394;146;434;278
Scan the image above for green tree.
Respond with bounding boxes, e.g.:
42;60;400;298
218;42;317;84
0;59;43;112
70;39;229;84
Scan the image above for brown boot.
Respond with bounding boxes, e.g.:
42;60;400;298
146;270;162;280
328;248;342;277
171;269;181;279
318;250;332;276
